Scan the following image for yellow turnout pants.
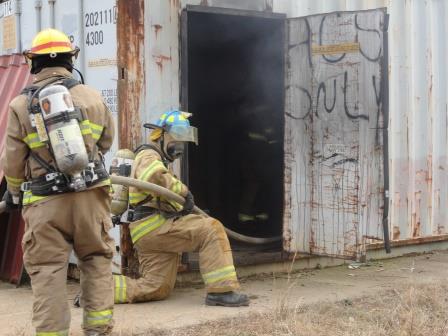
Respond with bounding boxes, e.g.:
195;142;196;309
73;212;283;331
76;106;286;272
114;214;239;303
22;187;115;335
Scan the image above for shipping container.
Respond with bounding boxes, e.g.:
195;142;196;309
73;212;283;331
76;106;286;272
1;0;448;276
118;0;448;268
0;0;122;274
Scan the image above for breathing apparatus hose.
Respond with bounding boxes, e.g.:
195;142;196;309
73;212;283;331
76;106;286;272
110;175;282;245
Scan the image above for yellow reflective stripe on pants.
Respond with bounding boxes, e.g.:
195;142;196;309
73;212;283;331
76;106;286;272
36;330;69;336
22;191;48;205
90;122;104;140
5;175;24;188
138;160;166;181
114;275;127;303
203;265;237;285
84;309;113;327
130;214;166;243
23;132;46;149
129;192;149;205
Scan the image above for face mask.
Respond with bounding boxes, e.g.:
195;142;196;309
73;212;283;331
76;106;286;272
166;142;185;160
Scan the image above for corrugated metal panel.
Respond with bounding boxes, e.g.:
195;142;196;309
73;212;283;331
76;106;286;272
0;54;32;181
144;0;181;126
2;0;443;258
276;0;448;247
136;0;448;255
0;0;123;272
273;0;388;17
388;0;448;242
0;210;25;284
0;53;30;285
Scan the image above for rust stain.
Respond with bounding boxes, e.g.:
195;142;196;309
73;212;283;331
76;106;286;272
153;54;172;72
392;226;400;240
117;0;145;277
170;0;180;7
412;191;422;238
152;24;162;38
117;0;145;150
367;234;448;250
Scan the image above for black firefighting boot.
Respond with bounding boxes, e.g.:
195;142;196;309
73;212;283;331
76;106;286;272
205;292;250;307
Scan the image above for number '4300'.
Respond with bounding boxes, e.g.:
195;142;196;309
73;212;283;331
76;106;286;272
86;31;104;46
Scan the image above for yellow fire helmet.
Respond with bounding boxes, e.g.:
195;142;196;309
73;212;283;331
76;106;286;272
23;28;80;59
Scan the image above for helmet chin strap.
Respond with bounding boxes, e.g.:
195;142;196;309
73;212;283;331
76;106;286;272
160;134;174;162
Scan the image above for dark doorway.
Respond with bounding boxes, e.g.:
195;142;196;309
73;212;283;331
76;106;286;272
182;7;285;244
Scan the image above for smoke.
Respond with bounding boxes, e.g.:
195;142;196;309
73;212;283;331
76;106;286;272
186;11;284;236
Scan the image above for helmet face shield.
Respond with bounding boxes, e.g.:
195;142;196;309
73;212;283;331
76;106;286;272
166;125;198;145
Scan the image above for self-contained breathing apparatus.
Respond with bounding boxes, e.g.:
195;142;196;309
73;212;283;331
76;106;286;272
110;149;135;225
20;79;109;196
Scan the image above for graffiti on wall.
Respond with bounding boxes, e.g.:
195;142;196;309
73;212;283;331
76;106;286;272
284;9;387;259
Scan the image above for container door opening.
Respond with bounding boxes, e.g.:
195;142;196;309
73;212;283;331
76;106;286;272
182;8;285;250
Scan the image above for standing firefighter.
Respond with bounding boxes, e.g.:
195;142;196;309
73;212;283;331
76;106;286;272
1;29;115;336
113;110;249;307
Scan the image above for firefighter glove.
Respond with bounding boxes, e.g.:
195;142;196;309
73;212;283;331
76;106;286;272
2;190;21;212
182;191;195;215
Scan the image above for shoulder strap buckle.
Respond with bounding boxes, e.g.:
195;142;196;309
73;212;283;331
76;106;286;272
20;181;32;192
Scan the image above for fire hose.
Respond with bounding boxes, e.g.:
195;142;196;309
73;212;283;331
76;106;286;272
0;176;282;245
110;176;282;245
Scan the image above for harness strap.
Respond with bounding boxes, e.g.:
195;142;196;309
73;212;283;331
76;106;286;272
44;108;83;126
22;162;108;196
29;151;57;173
22;78;87;175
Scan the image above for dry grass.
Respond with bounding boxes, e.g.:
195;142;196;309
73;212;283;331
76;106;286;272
135;282;448;336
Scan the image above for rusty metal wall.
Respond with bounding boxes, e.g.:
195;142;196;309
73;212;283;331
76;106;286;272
117;0;145;150
278;0;448;246
388;0;448;243
0;0;122;272
137;0;448;254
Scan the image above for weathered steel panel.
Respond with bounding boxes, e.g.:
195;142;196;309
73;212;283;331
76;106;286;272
0;54;31;284
284;9;387;259
0;0;122;273
273;0;388;17
279;0;448;249
388;0;448;242
117;0;145;150
0;54;32;181
143;0;181;126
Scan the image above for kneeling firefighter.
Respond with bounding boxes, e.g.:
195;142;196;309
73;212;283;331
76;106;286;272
1;29;115;336
112;110;249;307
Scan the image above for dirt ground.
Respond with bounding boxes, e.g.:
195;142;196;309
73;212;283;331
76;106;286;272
1;250;448;336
